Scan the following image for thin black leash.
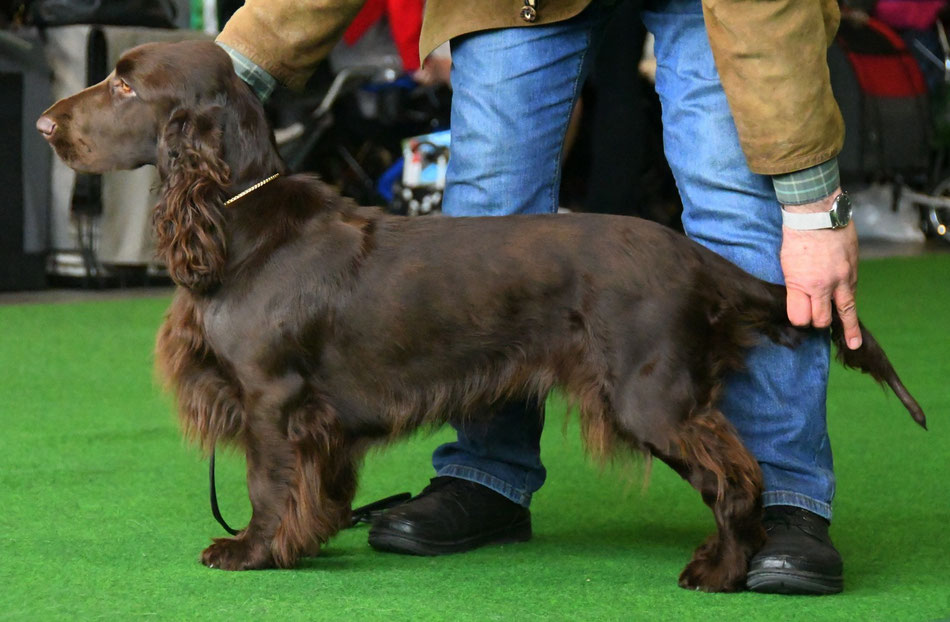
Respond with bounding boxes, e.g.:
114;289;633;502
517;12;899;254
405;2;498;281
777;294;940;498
209;447;411;535
209;449;240;535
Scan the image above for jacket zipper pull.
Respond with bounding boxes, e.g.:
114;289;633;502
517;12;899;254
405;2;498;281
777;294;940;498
521;0;538;22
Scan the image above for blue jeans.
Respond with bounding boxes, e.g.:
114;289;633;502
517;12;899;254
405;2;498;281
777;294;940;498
433;0;835;519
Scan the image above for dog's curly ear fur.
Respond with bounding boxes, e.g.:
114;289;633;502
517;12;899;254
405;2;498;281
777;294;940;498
155;106;230;293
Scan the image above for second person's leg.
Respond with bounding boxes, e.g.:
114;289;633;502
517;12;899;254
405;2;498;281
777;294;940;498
370;4;609;555
643;0;841;594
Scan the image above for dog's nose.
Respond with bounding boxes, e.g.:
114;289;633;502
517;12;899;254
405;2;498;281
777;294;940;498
36;115;56;137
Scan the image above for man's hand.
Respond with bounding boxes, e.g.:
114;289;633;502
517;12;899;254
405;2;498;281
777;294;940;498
779;188;862;349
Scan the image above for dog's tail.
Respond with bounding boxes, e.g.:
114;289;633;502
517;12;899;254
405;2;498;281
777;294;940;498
731;276;927;430
828;312;927;429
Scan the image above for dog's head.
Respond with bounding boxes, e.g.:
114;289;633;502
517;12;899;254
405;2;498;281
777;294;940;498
36;39;264;175
37;40;288;293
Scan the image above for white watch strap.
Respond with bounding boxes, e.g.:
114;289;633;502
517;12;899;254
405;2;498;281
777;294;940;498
781;208;834;230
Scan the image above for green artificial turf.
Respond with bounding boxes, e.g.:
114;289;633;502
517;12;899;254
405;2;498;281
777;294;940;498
1;254;948;621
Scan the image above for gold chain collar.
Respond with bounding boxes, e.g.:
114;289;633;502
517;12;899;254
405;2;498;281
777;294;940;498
223;173;281;206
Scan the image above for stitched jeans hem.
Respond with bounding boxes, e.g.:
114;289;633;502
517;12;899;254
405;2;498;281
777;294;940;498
762;490;833;521
436;464;533;508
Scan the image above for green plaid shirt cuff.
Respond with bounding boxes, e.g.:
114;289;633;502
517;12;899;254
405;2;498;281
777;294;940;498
216;42;278;102
771;158;840;206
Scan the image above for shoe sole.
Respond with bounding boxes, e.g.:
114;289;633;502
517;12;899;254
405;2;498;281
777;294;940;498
368;519;532;556
746;569;843;595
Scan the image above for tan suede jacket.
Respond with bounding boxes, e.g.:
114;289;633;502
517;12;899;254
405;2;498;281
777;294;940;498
218;0;845;176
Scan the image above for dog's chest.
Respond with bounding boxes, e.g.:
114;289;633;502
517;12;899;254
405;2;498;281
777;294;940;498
200;289;299;370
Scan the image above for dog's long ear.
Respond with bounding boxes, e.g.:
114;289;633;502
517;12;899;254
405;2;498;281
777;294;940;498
155;106;230;293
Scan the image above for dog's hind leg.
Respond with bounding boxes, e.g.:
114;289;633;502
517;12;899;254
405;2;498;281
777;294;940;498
200;393;357;570
655;407;765;592
605;368;764;592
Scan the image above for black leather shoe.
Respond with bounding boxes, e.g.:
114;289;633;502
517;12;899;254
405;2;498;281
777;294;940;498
368;476;531;555
746;505;844;595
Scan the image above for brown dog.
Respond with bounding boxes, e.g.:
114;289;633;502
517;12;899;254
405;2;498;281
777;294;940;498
37;40;925;591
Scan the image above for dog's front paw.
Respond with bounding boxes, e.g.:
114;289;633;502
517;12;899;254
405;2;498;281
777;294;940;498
201;536;274;571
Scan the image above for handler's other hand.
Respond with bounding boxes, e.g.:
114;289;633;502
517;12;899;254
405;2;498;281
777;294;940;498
780;187;862;350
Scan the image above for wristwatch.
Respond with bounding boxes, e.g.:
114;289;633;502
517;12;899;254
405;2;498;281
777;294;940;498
781;192;853;230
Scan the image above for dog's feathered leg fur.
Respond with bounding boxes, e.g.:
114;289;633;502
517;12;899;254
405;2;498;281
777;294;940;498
156;291;245;452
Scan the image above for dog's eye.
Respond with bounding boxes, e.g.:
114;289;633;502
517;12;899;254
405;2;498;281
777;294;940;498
114;78;136;97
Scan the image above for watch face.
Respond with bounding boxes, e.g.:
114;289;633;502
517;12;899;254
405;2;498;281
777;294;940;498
830;193;853;228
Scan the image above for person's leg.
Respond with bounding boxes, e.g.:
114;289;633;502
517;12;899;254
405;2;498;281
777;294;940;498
433;6;610;507
369;5;610;555
642;0;841;594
